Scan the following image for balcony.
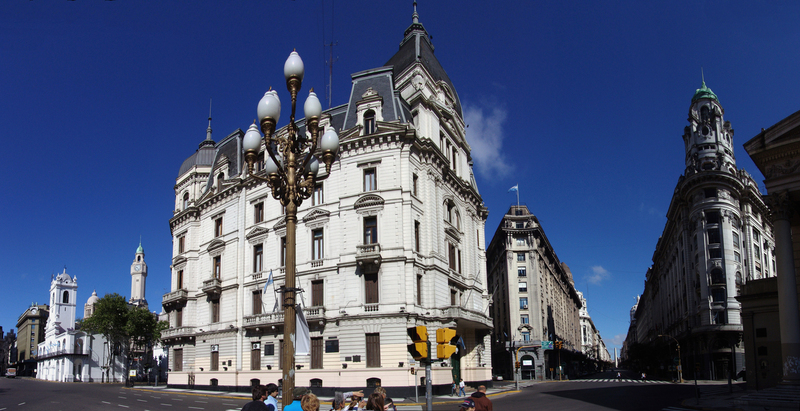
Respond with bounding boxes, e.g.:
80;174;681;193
161;326;196;341
356;243;382;273
38;348;89;360
440;306;493;329
244;307;326;330
162;289;188;307
202;278;222;296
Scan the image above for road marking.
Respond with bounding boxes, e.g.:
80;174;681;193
102;401;112;404
17;404;25;406
173;398;183;401
118;396;127;399
160;404;173;407
195;400;208;403
223;403;238;406
188;407;205;410
137;399;147;402
118;405;130;408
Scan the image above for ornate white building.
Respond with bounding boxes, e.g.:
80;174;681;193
577;291;611;369
625;82;775;380
162;6;491;395
36;270;125;382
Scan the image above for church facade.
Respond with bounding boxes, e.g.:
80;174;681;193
162;7;492;394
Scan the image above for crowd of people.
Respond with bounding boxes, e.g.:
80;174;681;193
241;382;492;411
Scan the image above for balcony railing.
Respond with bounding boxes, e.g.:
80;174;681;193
364;303;379;312
37;348;88;360
162;289;188;306
244;307;326;329
356;243;382;273
202;278;222;295
440;306;493;328
162;326;196;340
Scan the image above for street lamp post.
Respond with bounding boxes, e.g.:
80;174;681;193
242;50;339;408
659;334;683;383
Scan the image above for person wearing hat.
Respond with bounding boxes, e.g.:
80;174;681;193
284;387;311;411
458;399;475;411
264;383;280;411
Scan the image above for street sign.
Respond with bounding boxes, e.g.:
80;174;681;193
541;340;553;350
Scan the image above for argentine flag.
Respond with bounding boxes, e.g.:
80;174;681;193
508;184;518;193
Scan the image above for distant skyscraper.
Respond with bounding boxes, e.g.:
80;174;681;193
625;82;775;380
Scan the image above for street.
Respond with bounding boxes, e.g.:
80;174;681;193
0;371;700;411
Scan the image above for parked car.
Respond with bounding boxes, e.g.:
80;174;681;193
6;368;16;378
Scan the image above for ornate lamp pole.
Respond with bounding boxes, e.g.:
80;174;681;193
242;50;340;407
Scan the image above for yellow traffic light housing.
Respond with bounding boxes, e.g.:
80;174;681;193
407;326;429;361
436;328;457;344
408;342;428;361
408;326;428;342
436;328;458;359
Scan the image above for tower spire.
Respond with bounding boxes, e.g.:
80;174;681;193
701;67;705;87
412;0;419;24
206;98;213;141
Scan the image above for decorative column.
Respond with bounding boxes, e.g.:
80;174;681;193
766;191;800;383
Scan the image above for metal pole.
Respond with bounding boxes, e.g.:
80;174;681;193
281;154;298;408
677;342;683;383
426;341;432;411
514;347;519;391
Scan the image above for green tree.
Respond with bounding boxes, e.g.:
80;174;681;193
79;293;168;382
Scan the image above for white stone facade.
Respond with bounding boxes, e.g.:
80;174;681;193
163;10;492;392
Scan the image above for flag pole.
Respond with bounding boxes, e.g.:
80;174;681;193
516;185;520;208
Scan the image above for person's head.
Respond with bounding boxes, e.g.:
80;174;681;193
477;385;487;393
373;386;386;398
332;391;346;410
251;384;267;401
365;392;384;410
266;383;279;398
293;387;311;401
301;393;320;411
384;397;395;411
459;399;475;411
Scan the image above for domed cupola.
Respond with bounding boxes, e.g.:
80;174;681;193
682;78;736;175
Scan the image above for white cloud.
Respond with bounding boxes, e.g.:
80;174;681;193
463;103;512;179
586;265;610;285
609;334;626;347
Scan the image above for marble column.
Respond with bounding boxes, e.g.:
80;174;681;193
767;191;800;383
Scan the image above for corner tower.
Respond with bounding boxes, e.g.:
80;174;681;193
683;81;737;174
45;269;77;340
130;242;148;307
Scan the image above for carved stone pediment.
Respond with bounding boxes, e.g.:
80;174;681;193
172;255;187;268
207;238;226;255
273;217;286;231
445;226;461;242
303;209;331;223
246;226;269;245
354;194;385;211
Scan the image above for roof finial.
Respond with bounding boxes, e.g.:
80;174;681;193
412;1;419;24
701;67;706;87
206;98;213;141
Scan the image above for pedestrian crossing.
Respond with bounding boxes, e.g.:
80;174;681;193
572;378;670;384
661;407;695;411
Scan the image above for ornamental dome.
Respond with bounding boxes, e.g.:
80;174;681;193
691;81;719;103
86;290;100;306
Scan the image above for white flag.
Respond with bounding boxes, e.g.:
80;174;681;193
295;304;311;356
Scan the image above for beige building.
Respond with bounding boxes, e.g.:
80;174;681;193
162;7;492;395
486;205;582;380
741;108;800;389
15;303;48;376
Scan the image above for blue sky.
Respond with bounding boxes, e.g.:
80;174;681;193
2;1;799;356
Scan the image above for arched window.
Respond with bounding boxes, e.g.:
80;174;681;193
454;211;461;230
183;192;189;210
364;110;376;134
310;378;323;388
210;378;219;387
62;291;69;304
217;173;225;188
366;377;381;388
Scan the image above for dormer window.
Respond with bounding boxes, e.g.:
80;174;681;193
217;173;225;188
183;192;189;210
364;110;376;134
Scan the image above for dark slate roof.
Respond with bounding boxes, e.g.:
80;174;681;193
178;138;216;177
203;129;244;193
384;15;462;117
342;67;408;130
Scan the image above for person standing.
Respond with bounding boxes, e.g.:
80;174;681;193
458;379;466;397
242;385;269;411
451;380;457;397
469;385;492;411
264;383;279;411
284;387;311;411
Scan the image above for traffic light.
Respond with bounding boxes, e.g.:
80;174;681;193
515;361;521;369
407;326;428;361
555;341;563;349
436;328;458;359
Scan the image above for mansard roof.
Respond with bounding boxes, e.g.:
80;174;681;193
342;67;411;130
178;139;216;177
384;8;462;117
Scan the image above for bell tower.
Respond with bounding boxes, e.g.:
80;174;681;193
682;79;737;175
45;269;77;340
130;241;148;308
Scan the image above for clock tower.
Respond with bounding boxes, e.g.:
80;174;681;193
130;241;148;308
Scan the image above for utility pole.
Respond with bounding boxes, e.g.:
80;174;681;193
426;340;432;411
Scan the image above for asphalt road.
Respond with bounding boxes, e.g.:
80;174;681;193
0;378;250;411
